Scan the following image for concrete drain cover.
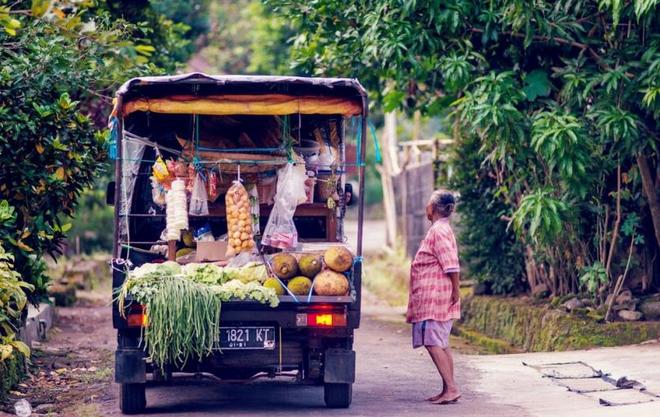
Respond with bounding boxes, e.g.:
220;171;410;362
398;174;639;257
554;377;616;393
522;361;660;406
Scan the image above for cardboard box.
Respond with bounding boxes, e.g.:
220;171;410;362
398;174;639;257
196;240;228;262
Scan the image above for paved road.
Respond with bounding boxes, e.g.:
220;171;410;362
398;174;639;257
344;219;386;254
103;315;522;417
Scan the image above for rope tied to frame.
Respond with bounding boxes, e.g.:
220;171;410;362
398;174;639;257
107;116;119;160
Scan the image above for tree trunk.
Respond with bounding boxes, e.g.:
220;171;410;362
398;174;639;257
637;154;660;248
605;164;622;279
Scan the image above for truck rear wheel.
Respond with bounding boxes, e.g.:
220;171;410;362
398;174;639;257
324;383;352;408
120;383;146;414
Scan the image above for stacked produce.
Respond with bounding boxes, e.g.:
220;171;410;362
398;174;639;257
269;246;354;296
225;181;256;256
118;261;279;370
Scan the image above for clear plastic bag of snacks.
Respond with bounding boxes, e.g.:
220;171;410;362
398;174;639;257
189;172;209;216
225;181;256;256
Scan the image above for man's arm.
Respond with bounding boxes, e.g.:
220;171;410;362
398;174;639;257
448;271;460;305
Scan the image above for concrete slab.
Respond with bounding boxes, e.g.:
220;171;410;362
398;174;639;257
467;340;660;417
584;388;657;406
19;302;55;348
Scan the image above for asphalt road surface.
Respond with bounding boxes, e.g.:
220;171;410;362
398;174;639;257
102;315;523;417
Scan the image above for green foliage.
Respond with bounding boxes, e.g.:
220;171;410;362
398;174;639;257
0;242;33;361
579;262;608;298
450;135;526;294
511;189;568;244
199;0;296;75
67;185;115;254
0;0;204;304
270;0;660;297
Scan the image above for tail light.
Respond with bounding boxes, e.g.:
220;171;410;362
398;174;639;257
126;304;148;328
296;312;347;327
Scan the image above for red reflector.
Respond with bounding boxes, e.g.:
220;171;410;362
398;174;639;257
127;313;148;327
315;314;333;326
307;313;347;327
126;304;148;327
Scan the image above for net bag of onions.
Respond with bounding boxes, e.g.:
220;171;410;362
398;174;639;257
225;181;256;256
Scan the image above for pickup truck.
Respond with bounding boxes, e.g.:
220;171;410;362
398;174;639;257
108;74;368;414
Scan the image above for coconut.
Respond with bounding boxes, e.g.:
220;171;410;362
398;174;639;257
271;253;298;279
287;276;312;295
298;254;322;278
263;277;285;296
323;246;353;272
313;270;349;296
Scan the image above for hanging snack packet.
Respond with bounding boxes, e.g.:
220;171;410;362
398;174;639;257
247;184;260;235
207;170;220;202
152;156;169;183
186;163;196;194
225;181;255;256
174;160;188;178
150;176;166;207
189;172;209;216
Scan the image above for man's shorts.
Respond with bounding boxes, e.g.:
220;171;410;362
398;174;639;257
412;320;453;349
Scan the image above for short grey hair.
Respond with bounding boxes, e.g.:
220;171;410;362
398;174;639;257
428;189;456;216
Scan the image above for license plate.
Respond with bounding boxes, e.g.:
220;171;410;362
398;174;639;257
219;326;276;350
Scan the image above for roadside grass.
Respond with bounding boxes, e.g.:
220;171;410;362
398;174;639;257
363;248;410;307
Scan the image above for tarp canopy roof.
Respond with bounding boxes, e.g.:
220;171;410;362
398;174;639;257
115;73;367;117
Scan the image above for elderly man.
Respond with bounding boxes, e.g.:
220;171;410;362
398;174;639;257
406;190;461;404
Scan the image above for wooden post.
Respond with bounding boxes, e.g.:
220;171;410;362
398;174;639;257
380;112;399;249
168;240;177;261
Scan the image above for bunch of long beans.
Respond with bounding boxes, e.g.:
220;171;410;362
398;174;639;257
141;276;222;371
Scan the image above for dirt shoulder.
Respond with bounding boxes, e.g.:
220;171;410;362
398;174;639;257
0;289;117;417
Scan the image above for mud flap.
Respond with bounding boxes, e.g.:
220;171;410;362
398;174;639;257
115;349;146;383
323;349;355;384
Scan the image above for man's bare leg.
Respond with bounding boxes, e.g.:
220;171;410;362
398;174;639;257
424;346;459;401
424;346;446;401
446;346;454;380
427;346;460;404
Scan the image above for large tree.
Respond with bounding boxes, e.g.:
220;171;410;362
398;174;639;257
0;0;202;357
269;0;660;298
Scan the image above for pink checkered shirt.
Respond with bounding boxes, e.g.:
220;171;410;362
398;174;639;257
406;217;461;323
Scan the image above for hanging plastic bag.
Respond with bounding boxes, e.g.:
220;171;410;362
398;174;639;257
150;176;166;207
189;172;209;216
262;163;308;249
225;181;256;256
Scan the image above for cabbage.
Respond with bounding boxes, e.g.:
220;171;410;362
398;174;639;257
182;263;225;285
214;280;279;307
223;262;268;283
130;261;182;279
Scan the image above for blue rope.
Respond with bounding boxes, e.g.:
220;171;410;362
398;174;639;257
108;116;118;160
197;146;283;153
306;278;316;303
368;121;382;164
355;117;362;167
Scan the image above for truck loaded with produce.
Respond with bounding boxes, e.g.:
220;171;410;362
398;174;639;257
107;74;367;414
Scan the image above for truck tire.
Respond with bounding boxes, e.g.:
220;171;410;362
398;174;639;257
120;383;146;414
324;383;352;408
